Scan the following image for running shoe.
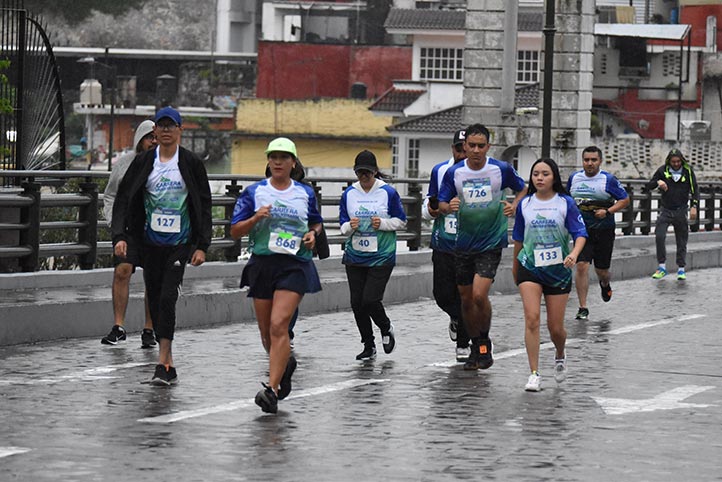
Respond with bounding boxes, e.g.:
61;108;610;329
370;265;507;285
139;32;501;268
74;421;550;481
525;371;541;392
554;357;567;383
277;355;297;400
652;268;667;279
150;364;177;386
455;346;470;362
463;339;493;370
677;269;686;281
101;325;126;345
575;307;589;321
448;318;458;342
255;383;278;414
355;345;377;361
141;329;156;349
600;282;612;302
382;324;396;354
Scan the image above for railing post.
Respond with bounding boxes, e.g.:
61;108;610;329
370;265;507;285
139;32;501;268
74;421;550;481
19;181;40;272
690;188;701;233
640;188;652;236
224;181;242;262
78;181;98;270
407;182;422;251
622;182;635;235
703;186;716;232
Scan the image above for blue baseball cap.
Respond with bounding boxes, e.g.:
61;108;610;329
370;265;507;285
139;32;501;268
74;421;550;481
154;106;182;126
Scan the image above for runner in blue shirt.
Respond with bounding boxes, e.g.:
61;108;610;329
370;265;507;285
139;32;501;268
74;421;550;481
231;137;323;414
422;129;470;361
438;124;527;370
567;146;629;320
512;158;587;392
340;150;407;361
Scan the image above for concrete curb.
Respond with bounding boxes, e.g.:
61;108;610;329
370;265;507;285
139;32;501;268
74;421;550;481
1;231;720;346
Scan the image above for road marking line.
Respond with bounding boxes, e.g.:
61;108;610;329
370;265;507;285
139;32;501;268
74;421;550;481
593;385;716;415
426;314;706;368
0;362;153;386
138;378;390;424
0;447;31;458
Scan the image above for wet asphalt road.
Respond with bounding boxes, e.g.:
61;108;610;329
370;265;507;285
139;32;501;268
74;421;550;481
1;268;721;481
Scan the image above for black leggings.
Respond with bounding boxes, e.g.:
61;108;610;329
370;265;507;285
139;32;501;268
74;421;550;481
345;264;394;346
143;244;191;341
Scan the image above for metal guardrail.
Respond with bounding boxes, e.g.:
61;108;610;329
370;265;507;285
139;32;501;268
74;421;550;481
0;170;720;272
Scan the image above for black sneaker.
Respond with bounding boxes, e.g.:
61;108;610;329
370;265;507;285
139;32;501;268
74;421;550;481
150;364;177;386
355;345;377;361
600;282;612;302
278;356;297;400
382;324;396;354
463;339;493;370
448;318;458;342
255;383;278;414
575;307;589;320
101;325;126;345
141;329;156;349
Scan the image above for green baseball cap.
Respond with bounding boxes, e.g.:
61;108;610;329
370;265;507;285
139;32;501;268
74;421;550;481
265;137;297;158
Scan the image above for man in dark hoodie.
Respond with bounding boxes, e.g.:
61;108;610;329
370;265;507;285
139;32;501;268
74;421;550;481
644;148;699;280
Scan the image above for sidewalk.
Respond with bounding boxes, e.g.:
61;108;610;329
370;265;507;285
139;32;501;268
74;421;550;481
1;231;720;345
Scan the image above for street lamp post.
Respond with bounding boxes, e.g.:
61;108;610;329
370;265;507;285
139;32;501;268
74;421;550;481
77;55;117;171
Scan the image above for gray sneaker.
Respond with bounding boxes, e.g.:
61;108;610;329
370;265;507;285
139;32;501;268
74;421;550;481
575;307;589;321
554;357;567;383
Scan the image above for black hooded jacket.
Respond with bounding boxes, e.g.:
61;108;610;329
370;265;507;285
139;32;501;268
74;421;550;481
111;146;213;252
644;148;699;210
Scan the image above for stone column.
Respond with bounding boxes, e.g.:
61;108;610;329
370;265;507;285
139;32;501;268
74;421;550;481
464;0;595;173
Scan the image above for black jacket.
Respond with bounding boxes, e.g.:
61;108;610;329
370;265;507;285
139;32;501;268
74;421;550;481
644;149;699;210
111;146;213;252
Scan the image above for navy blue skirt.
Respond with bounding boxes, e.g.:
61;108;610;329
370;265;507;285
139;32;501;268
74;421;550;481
241;254;322;299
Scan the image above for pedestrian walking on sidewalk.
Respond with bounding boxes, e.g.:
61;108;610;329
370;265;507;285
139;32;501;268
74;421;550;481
438;124;527;371
512;158;587;392
422;129;470;362
645;148;699;281
567;146;629;321
340;150;407;361
112;107;212;386
101;120;157;348
231;137;324;414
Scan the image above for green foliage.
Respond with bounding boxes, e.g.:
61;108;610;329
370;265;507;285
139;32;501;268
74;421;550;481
590;114;603;137
24;0;147;25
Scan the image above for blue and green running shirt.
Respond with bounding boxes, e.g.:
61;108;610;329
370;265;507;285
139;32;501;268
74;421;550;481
232;179;323;261
567;170;628;230
339;179;407;267
512;193;588;288
144;150;190;246
426;157;462;253
438;158;526;253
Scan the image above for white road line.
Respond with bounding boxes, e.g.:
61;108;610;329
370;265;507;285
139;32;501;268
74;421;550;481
426;314;706;368
0;362;153;386
138;378;391;424
0;446;31;458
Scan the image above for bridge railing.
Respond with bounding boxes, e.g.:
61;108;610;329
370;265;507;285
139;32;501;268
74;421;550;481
0;170;720;272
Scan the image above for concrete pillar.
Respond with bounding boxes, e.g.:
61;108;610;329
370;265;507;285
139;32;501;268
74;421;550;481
464;0;595;174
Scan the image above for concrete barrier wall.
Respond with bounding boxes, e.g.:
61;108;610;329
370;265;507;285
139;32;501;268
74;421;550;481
1;231;720;346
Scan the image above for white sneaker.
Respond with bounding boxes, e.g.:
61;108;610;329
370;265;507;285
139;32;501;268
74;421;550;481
455;346;470;362
554;357;567;383
525;372;541;392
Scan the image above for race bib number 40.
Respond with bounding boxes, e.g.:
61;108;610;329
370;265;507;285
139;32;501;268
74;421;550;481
352;233;378;252
269;231;301;255
462;179;492;205
533;243;563;267
150;211;181;233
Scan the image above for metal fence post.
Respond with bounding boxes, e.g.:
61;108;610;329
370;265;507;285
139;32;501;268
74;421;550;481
704;187;717;231
19;181;40;272
640;188;652;235
622;182;635;235
78;181;98;269
224;181;242;262
407;182;422;251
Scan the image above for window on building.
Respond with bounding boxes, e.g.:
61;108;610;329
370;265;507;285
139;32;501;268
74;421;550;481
420;47;464;81
517;50;539;84
407;139;420;178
